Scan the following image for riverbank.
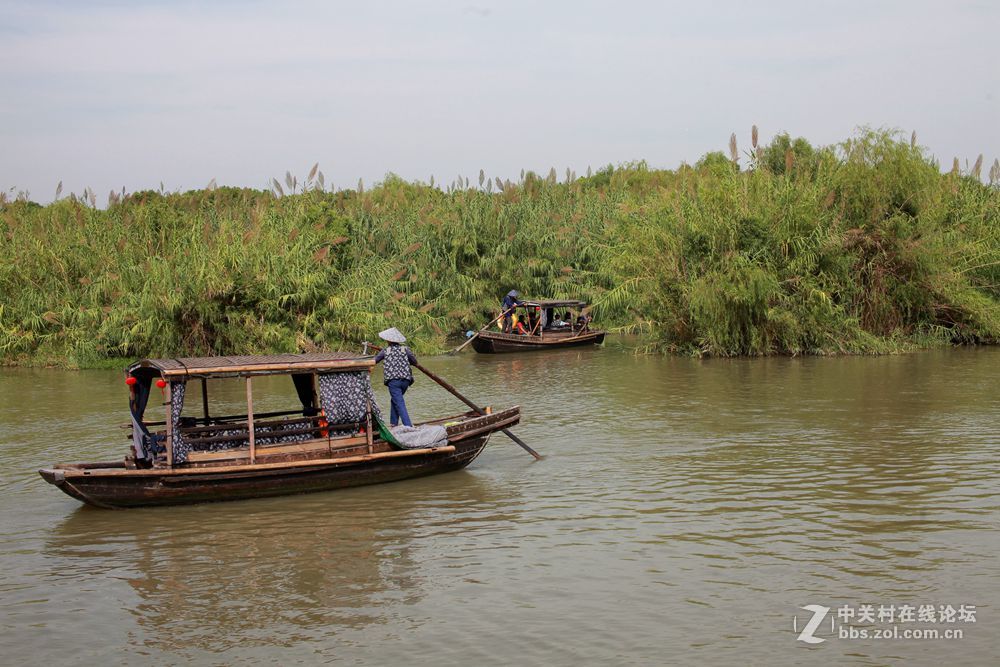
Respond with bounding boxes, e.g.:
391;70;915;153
2;129;998;367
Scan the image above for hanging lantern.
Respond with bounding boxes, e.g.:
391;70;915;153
125;376;137;386
155;379;167;389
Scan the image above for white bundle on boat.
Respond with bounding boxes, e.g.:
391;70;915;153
389;424;449;449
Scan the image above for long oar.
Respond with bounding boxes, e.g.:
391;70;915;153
413;361;542;460
449;308;512;355
364;343;542;460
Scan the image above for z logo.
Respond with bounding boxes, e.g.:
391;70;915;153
795;604;831;644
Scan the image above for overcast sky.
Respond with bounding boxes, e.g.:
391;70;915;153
2;0;998;203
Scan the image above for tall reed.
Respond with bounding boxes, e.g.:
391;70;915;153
1;128;997;365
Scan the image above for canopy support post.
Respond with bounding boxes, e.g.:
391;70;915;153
165;383;174;466
201;378;210;424
365;398;373;454
246;377;256;464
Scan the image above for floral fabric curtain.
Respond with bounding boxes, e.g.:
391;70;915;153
318;371;383;424
170;381;191;464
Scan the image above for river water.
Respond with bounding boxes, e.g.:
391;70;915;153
1;346;998;665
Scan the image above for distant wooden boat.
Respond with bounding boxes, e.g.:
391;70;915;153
472;299;606;353
39;353;519;508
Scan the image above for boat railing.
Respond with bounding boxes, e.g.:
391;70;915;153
176;414;362;451
126;409;307;430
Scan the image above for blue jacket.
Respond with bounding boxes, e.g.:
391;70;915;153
502;294;523;310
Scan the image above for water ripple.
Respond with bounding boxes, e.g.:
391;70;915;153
1;348;999;664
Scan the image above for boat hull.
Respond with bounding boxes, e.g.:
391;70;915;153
471;330;606;353
40;437;489;509
40;407;520;509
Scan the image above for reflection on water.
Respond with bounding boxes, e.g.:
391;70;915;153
44;472;519;658
2;347;999;664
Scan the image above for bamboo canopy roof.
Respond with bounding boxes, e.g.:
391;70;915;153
128;352;374;379
519;299;588;308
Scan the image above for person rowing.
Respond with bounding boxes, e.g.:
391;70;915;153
501;289;524;333
372;327;417;427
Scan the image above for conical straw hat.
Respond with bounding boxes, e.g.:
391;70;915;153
378;327;406;343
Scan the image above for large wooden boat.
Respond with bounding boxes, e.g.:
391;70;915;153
472;299;606;353
39;353;520;509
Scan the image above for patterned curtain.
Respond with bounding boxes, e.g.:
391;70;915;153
170;381;190;464
318;371;383;424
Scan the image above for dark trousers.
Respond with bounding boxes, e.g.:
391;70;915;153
386;379;412;427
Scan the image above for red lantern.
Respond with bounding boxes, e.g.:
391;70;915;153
125;376;137;386
155;379;167;389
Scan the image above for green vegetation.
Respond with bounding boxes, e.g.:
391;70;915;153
2;129;998;366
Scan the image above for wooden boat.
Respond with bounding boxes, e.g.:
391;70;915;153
39;353;520;509
472;299;606;353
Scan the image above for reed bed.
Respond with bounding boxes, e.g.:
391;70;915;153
1;129;997;366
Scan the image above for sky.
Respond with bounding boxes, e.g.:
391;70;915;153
1;0;998;203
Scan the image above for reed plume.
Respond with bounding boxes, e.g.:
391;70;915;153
1;127;996;364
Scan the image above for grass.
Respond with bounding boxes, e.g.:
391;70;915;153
1;128;998;367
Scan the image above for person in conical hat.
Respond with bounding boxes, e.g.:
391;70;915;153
500;289;524;333
374;327;417;427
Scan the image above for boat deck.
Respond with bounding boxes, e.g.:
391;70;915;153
39;408;520;508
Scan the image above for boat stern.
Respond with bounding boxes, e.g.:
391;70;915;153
38;467;65;486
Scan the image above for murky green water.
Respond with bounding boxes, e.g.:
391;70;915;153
2;347;999;665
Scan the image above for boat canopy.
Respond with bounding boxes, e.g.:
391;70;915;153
128;352;374;379
519;299;588;309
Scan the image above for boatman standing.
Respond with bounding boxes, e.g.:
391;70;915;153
501;290;524;333
373;327;417;427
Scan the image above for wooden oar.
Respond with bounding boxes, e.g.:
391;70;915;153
364;342;543;460
449;308;512;355
571;308;593;338
412;361;543;460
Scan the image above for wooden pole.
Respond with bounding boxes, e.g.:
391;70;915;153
412;361;542;460
246;377;256;464
365;398;373;454
364;342;541;460
449;307;513;355
201;378;210;424
571;309;592;338
165;382;174;466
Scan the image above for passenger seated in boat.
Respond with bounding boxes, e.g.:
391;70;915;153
512;315;529;335
526;308;540;334
549;312;570;328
